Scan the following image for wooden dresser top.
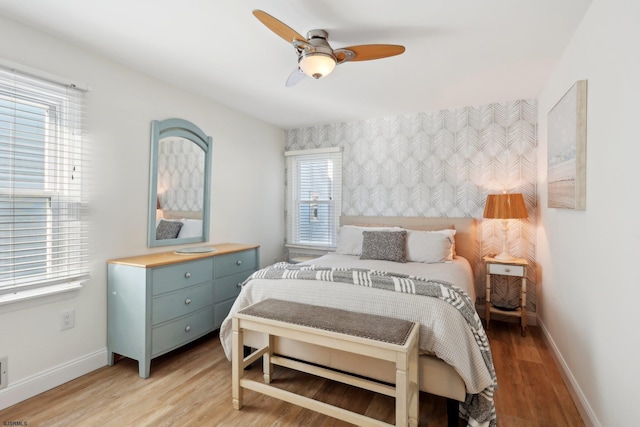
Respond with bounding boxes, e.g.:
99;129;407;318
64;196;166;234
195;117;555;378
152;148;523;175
108;243;260;268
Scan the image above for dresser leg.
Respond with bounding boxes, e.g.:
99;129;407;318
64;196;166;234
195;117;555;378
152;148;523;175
139;360;150;378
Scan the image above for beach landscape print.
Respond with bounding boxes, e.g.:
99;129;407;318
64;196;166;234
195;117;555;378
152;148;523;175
547;80;587;209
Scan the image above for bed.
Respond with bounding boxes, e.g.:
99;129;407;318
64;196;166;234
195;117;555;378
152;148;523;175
220;216;497;427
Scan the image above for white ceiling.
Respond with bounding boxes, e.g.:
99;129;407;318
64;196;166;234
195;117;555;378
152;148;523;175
0;0;592;129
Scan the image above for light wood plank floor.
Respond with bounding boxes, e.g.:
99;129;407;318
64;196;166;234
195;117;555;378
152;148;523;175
0;322;583;426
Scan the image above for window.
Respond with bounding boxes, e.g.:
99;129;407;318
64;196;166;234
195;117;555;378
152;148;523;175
0;65;88;298
286;148;342;248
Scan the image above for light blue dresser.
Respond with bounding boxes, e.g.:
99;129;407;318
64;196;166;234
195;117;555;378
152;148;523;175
107;243;259;378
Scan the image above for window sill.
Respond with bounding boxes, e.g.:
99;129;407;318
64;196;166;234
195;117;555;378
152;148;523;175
285;244;336;251
0;281;85;314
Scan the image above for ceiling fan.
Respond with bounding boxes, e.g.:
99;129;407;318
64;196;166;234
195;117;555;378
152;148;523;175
252;10;406;87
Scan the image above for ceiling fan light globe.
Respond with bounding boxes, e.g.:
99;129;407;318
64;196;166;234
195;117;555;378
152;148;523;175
299;53;336;79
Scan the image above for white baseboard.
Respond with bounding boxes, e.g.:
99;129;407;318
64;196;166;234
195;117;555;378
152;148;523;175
537;317;601;427
0;348;107;411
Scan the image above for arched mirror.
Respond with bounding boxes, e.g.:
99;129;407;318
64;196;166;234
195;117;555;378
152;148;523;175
148;118;212;247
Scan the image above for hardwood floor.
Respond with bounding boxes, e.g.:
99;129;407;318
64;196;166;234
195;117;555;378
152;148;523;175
0;322;583;426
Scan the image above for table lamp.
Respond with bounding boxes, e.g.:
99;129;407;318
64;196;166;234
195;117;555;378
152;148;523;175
483;193;527;261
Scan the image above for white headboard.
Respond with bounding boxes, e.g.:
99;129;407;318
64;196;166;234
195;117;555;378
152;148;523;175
340;216;476;271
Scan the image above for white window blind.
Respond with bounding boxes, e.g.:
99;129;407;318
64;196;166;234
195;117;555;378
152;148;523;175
0;65;89;295
286;148;342;248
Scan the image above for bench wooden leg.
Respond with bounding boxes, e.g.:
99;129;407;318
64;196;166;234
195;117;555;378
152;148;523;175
409;343;419;427
396;364;409;427
396;344;418;427
232;318;244;410
263;333;273;384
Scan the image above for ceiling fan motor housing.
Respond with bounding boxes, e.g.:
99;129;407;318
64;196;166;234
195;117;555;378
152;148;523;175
298;30;336;79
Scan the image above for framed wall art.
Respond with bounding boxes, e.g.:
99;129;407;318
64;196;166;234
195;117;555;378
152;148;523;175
547;80;588;209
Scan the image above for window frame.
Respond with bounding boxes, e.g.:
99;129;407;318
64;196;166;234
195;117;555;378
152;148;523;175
285;147;342;249
0;62;88;307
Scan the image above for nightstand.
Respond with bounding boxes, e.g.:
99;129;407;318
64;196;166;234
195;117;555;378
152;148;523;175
484;256;528;336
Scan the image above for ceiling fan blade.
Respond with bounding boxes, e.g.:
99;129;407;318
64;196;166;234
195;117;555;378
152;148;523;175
286;68;306;87
338;44;405;62
253;10;306;44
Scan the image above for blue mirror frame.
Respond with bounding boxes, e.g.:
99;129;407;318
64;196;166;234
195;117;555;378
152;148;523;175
147;118;212;247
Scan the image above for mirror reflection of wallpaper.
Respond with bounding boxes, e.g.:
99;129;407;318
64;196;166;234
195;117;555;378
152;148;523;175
158;137;205;212
285;100;538;312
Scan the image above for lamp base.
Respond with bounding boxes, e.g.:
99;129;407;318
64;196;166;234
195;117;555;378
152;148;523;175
494;251;517;261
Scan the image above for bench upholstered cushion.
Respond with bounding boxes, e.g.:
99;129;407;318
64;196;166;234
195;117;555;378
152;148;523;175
238;299;414;346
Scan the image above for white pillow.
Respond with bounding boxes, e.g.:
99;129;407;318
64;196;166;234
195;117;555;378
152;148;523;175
405;229;456;263
336;225;401;255
177;219;203;239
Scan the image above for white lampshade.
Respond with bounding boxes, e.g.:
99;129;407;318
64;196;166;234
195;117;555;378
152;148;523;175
299;53;336;79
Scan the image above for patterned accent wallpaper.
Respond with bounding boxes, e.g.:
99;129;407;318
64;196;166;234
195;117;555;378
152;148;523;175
158;137;205;212
285;100;538;312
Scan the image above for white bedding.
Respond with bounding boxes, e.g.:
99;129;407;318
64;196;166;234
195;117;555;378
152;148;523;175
219;253;492;395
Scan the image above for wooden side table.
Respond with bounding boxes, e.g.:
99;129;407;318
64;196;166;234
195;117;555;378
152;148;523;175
484;256;528;336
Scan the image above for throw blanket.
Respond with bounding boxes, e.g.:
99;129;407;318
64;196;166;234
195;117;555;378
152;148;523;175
249;262;498;427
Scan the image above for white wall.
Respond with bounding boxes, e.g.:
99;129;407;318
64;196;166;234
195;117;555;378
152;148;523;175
536;0;640;425
0;15;284;408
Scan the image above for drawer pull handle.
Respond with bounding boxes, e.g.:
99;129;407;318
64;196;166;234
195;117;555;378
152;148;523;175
236;260;242;265
505;268;511;273
236;282;242;288
185;272;191;278
185;298;191;305
185;325;191;332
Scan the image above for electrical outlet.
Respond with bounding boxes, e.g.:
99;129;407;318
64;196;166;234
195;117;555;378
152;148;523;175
60;309;75;331
0;356;7;390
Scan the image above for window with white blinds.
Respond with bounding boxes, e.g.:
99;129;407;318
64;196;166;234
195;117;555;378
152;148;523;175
285;148;342;248
0;65;89;295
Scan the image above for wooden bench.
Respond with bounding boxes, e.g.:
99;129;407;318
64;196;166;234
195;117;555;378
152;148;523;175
231;299;420;427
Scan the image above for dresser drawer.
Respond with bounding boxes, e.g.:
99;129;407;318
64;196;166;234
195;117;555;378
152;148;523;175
214;250;257;278
151;306;213;356
152;282;213;325
152;258;213;295
214;270;252;302
488;263;524;277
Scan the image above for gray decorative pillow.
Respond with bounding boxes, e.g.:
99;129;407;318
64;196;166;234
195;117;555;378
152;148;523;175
360;230;407;263
156;220;183;240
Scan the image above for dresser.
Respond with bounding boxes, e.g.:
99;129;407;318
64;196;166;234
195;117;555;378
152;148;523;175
107;243;259;378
